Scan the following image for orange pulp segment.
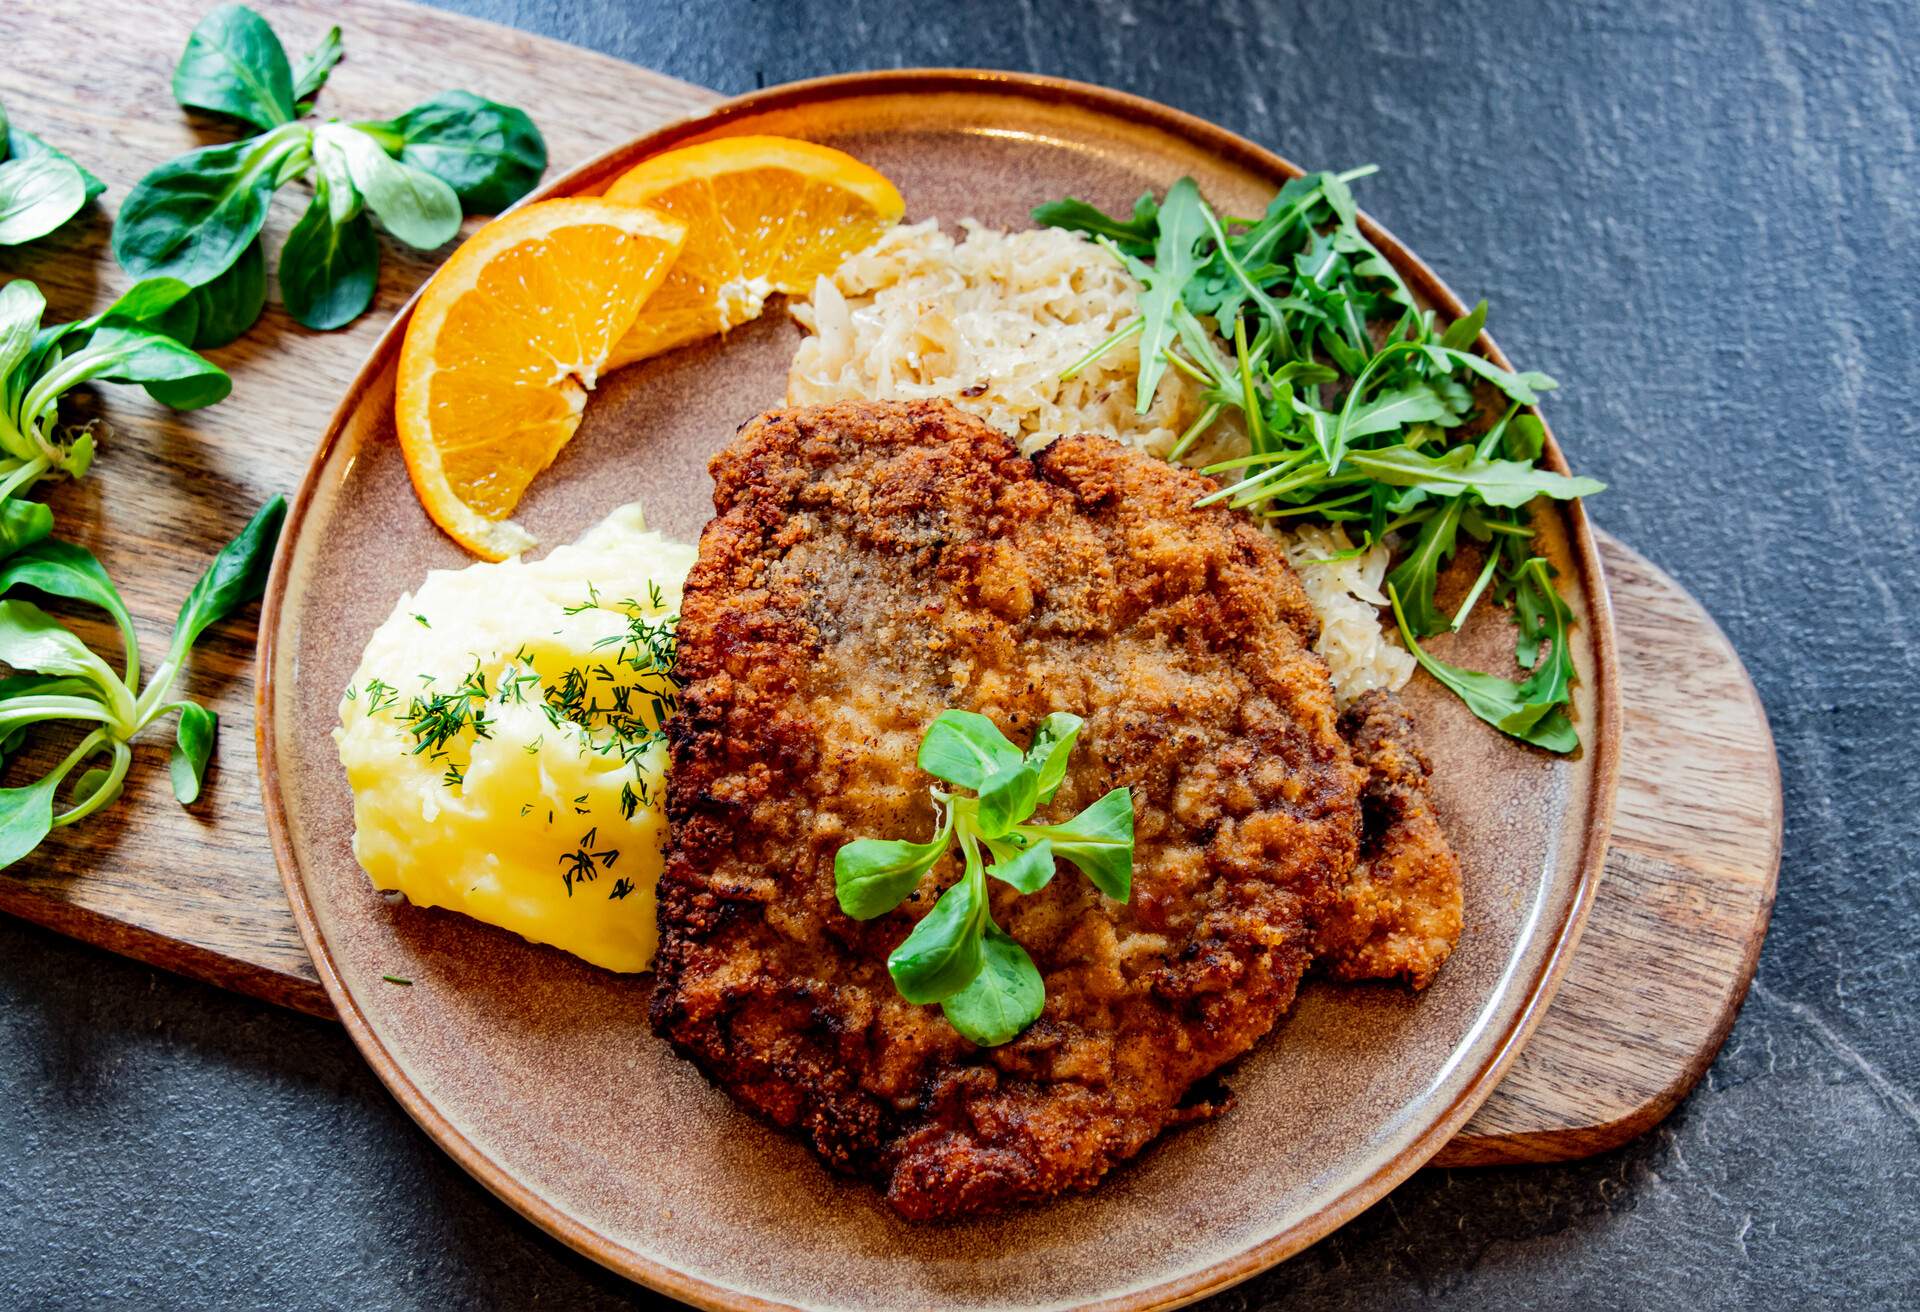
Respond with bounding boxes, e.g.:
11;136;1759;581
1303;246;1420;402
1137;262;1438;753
601;135;904;369
396;198;686;559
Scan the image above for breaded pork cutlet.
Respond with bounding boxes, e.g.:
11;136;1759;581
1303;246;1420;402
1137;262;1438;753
652;398;1459;1218
1313;691;1464;989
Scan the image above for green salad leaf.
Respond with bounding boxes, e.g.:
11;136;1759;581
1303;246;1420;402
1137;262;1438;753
290;25;344;107
1;95;105;204
0;153;88;247
278;134;378;329
355;91;547;213
111;5;548;338
316;123;460;251
172;3;296;132
169;702;218;805
837;709;1136;1046
916;708;1022;790
0;496;286;870
939;925;1045;1048
1035;169;1606;752
1;276;231;495
113;128;308;287
0;96;95;248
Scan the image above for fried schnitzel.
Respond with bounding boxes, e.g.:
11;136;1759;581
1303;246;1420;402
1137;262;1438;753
652;399;1460;1218
1313;691;1464;989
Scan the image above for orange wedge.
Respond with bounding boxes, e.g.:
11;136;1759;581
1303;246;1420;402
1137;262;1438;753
396;199;687;559
601;136;904;369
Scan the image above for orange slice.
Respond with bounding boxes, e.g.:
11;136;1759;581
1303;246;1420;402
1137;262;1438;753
601;136;904;369
396;199;686;559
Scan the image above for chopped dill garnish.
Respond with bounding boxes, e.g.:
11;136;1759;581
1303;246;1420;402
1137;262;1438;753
559;825;620;895
413;614;430;628
400;659;493;771
608;877;635;901
382;974;413;986
363;678;398;714
496;667;539;705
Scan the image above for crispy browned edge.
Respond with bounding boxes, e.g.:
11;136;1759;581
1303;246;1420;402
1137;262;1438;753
257;69;1624;1312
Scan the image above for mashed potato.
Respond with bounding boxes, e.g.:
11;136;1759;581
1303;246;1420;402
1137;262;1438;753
334;505;694;972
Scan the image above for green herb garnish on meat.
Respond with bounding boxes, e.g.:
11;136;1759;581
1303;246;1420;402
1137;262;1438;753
1036;172;1604;752
834;710;1134;1047
112;4;547;340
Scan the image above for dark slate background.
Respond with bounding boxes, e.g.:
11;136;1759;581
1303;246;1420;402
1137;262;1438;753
5;0;1917;1306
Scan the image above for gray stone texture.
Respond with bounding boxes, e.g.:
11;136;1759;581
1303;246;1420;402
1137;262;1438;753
4;0;1916;1306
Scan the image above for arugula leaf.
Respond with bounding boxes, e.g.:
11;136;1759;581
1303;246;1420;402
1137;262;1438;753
172;4;296;132
1029;191;1159;256
940;923;1044;1046
1440;299;1488;351
1512;558;1576;697
291;25;344;105
1038;169;1599;748
0;154;88;247
318;124;460;250
356;91;546;213
1026;787;1134;901
1420;343;1557;405
169;703;217;804
834;806;953;919
1385;497;1464;638
1132;177;1208;413
1349;445;1604;509
887;857;985;1004
168;494;286;660
1389;582;1577;753
1344;382;1463;442
1023;711;1083;805
1503;413;1547;462
916;709;1021;789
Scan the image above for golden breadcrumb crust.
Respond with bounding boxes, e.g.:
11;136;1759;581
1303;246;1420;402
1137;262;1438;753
652;399;1459;1219
1313;690;1465;988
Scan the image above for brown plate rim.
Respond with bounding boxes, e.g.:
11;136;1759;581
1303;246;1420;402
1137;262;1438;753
256;67;1621;1312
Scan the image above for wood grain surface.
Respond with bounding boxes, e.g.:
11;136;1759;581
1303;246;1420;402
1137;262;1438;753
0;0;1777;1167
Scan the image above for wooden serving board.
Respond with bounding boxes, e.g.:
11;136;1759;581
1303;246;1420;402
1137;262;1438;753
0;0;1778;1168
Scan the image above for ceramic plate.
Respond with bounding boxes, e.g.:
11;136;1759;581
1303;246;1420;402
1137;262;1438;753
259;71;1619;1312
